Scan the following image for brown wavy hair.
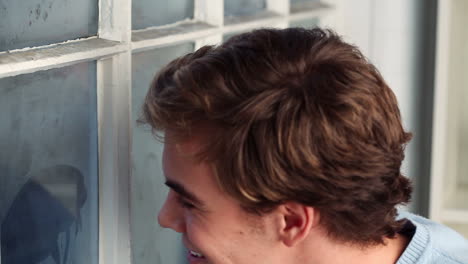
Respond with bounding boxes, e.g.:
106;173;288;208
140;27;413;246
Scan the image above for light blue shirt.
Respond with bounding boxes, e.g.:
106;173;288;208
397;211;468;264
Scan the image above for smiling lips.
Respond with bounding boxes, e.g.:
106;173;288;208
190;250;205;258
188;249;207;263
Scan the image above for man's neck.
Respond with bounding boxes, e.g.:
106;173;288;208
297;231;410;264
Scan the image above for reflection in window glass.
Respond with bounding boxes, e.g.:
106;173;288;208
224;0;266;17
0;0;98;51
0;62;98;264
289;17;319;28
132;43;194;264
132;0;194;30
444;0;468;212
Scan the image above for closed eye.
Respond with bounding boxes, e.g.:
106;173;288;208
176;195;196;209
164;180;204;208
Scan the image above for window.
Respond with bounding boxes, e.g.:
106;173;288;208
0;1;337;263
0;62;98;264
430;0;468;238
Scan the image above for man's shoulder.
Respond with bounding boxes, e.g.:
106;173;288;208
429;249;468;264
397;211;468;264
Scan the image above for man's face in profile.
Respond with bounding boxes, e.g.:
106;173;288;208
158;133;282;264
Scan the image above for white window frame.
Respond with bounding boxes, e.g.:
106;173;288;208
0;1;338;263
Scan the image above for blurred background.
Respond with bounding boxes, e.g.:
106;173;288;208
0;0;466;263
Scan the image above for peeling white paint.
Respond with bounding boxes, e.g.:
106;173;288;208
132;21;217;52
0;38;124;78
131;18;196;33
0;36;97;55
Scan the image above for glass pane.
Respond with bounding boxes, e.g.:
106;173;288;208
132;0;194;30
224;0;266;17
223;30;250;42
0;0;98;51
289;17;319;28
290;0;323;13
0;62;98;263
132;43;194;264
290;0;320;4
443;0;468;212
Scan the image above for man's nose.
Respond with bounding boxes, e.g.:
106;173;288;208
158;191;186;233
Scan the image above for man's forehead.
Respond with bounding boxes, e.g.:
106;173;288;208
164;136;200;160
164;126;214;156
163;129;213;181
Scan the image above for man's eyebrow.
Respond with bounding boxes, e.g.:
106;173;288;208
165;179;204;206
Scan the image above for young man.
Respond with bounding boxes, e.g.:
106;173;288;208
140;28;468;264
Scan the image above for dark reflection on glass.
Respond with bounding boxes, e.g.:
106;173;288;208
0;61;98;264
1;165;87;264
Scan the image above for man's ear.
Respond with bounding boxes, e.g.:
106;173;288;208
276;202;319;247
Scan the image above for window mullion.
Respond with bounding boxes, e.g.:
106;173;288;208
266;0;289;28
317;0;342;31
195;0;224;27
193;0;223;58
266;0;289;16
99;0;132;42
98;0;132;262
